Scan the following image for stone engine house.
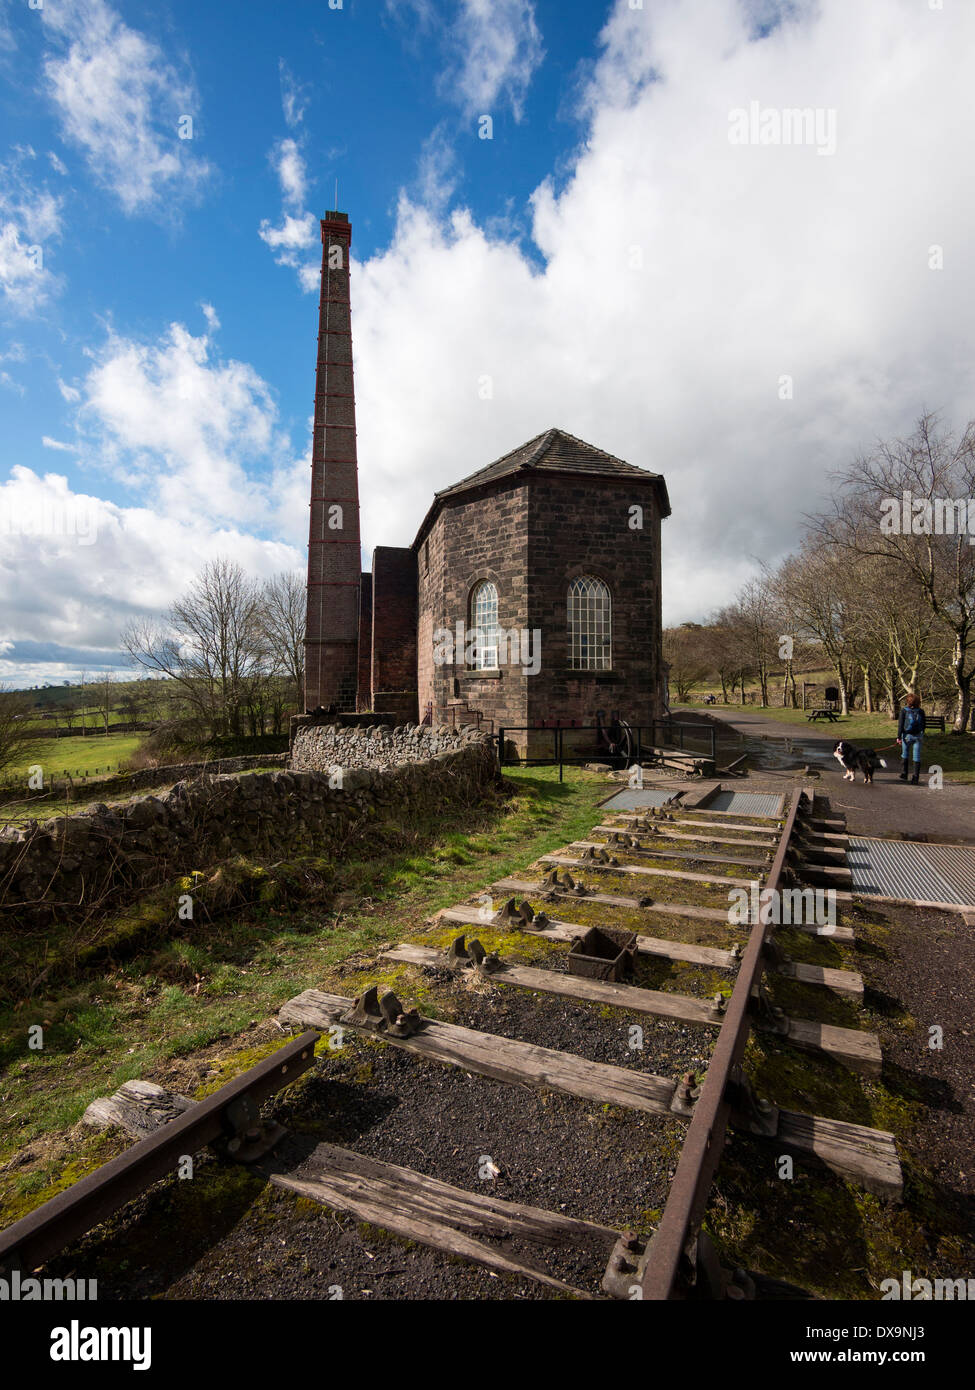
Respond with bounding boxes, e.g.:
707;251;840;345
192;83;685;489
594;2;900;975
303;212;671;736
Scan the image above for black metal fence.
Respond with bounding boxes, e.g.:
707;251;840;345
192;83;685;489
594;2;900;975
496;721;716;782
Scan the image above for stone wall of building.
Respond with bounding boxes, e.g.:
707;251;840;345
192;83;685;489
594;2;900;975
417;480;531;733
415;471;665;734
356;570;373;710
370;545;418;718
1;730;497;925
526;473;664;728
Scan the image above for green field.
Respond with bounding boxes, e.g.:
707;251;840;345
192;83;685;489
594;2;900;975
1;732;145;790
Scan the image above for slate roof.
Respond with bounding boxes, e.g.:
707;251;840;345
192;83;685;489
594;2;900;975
413;428;670;546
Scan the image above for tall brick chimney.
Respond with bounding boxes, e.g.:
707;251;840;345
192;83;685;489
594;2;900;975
304;211;361;712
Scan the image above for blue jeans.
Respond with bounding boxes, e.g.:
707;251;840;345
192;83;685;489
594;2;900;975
902;734;922;764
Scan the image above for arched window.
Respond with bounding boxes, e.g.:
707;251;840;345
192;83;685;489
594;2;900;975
469;580;500;669
568;576;611;670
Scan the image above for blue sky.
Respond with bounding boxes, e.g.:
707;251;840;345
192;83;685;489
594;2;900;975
2;1;598;503
1;0;974;686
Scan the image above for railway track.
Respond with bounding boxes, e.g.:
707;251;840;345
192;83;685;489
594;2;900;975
0;786;901;1300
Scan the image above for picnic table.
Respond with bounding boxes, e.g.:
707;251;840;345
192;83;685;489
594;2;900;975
806;707;839;722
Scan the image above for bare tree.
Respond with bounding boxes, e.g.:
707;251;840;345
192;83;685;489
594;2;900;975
731;576;783;706
814;412;975;730
776;541;859;715
0;686;34;781
122;559;265;740
699;619;745;703
663;624;709;702
94;671;118;733
259;571;306;690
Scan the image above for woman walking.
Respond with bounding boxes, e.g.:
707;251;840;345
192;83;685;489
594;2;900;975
897;693;926;784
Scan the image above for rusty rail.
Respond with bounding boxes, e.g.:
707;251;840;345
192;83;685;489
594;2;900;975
639;791;803;1299
0;1030;320;1274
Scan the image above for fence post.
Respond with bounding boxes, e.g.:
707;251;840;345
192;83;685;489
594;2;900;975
558;727;563;783
497;728;505;770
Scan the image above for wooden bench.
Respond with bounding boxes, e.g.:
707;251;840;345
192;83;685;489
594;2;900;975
926;714;946;733
806;708;839;722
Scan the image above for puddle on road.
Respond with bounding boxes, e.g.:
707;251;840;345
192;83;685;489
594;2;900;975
730;733;834;772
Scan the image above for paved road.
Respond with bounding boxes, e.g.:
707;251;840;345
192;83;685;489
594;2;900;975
675;705;975;844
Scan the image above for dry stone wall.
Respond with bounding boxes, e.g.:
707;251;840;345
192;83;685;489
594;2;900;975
4;752;288;807
0;728;497;925
290;721;488;774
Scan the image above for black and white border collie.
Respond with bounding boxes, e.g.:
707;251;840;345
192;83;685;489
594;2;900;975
833;740;887;784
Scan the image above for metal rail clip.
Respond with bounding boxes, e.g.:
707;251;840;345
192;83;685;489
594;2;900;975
341;985;424;1038
446;935;502;977
541;868;591;897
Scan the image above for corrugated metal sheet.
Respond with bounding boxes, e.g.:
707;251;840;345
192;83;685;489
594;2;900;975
602;789;679;811
707;791;784;817
848;837;975;906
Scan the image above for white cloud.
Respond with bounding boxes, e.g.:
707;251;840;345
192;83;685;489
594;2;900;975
279;58;310;129
0;151;63;315
259;214;316;253
0;466;301;685
347;0;975;624
41;436;73;452
445;0;544;121
47;151;68;176
41;0;211;217
57;378;81;402
272;138;307;208
384;0;437;30
258;138;319;290
417;125;461;213
70;313;301;532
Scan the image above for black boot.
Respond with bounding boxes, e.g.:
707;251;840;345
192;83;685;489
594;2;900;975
899;759;908;781
911;768;920;784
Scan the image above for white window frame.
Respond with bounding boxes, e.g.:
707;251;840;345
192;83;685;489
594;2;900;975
469;580;500;670
568;576;612;671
